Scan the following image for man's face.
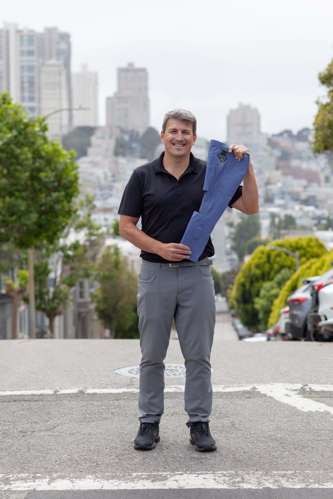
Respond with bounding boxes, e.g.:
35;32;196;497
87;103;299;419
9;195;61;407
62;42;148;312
160;118;197;158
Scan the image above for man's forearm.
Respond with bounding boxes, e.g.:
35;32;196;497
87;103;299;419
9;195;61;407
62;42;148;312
242;162;259;213
120;224;163;255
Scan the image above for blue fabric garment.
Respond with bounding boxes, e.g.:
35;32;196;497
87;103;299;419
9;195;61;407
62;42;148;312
181;139;250;262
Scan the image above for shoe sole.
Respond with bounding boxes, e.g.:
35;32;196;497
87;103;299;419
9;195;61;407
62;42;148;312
190;438;217;452
134;436;160;451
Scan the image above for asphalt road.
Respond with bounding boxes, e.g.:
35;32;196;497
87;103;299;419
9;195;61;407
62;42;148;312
1;314;333;498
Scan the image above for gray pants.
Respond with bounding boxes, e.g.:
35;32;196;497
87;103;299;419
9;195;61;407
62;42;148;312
137;258;216;423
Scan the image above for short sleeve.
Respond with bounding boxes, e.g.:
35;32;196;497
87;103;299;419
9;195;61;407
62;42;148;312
228;185;243;208
118;170;143;217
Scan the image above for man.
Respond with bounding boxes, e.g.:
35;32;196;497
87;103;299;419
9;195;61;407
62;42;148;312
118;109;259;452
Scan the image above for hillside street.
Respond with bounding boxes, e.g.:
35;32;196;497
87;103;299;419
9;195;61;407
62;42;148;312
1;313;333;498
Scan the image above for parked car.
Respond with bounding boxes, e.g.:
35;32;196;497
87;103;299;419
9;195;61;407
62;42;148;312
286;277;319;341
307;268;333;341
308;279;333;340
270;306;290;340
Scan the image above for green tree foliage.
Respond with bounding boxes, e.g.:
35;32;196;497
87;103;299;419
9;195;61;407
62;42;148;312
313;59;333;153
93;246;139;338
230;213;261;262
218;268;240;301
269;213;297;239
211;267;223;295
62;126;96;159
254;268;292;330
113;126;161;159
269;250;333;327
111;218;120;237
0;92;79;249
229;236;327;331
0;243;28;338
114;129;141;157
32;197;103;337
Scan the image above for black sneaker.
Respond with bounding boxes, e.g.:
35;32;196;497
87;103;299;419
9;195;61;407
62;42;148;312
187;421;217;452
134;422;160;450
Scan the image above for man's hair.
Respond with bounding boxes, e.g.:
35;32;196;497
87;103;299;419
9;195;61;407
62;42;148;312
162;109;197;135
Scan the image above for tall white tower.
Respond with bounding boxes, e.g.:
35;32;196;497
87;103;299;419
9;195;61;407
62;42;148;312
106;62;150;134
73;64;98;127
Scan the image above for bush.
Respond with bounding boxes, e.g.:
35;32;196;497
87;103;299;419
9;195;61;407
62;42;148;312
229;236;327;331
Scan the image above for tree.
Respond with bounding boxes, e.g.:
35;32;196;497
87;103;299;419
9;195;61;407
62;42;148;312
230;213;261;261
269;214;297;240
211;267;223;295
229;236;326;331
0;93;79;337
0;243;27;339
62;126;96;159
140;127;161;160
218;268;240;301
93;246;139;338
254;268;292;330
313;58;333;153
32;197;103;337
111;219;120;237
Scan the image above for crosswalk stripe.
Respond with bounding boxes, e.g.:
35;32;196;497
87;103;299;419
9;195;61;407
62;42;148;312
1;471;333;491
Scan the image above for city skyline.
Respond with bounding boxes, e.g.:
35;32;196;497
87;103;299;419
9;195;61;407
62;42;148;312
1;0;333;138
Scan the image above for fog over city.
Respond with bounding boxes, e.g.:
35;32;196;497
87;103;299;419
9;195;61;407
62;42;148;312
2;0;333;137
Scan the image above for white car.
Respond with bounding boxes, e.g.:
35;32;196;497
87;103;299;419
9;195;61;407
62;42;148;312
317;281;333;340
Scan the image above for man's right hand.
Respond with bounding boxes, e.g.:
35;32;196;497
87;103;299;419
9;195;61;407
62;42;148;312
156;242;192;262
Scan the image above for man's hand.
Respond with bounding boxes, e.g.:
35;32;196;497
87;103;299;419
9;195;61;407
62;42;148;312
229;144;249;161
157;242;192;262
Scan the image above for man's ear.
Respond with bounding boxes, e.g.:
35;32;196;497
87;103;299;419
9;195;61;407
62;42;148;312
193;134;197;143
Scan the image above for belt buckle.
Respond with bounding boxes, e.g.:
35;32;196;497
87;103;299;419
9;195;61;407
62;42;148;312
168;263;180;268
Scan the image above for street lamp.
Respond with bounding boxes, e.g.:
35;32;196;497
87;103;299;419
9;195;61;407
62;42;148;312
267;245;300;271
43;106;89;121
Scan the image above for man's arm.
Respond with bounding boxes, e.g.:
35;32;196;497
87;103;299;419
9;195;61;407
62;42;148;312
231;162;259;214
227;144;259;215
119;215;192;262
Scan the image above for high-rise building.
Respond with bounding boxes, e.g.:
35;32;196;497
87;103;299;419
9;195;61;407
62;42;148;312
0;23;19;100
106;62;150;134
73;64;98;127
227;103;262;149
40;61;69;138
39;27;73;127
0;23;40;115
0;23;72;132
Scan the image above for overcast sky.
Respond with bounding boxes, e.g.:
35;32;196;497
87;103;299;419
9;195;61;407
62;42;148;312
2;0;333;138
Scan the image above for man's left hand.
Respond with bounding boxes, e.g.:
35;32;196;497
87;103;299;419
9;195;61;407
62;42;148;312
229;144;249;161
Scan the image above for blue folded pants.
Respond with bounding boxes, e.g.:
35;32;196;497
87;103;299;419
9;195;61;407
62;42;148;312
181;139;250;262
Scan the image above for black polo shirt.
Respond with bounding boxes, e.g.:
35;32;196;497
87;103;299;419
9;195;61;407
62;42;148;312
118;152;242;263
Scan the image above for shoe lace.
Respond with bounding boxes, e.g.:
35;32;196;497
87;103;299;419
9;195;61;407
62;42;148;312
141;423;157;434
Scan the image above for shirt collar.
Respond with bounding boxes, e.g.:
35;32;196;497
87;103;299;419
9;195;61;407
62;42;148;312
153;152;199;176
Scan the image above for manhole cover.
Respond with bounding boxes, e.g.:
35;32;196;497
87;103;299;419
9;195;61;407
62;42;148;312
114;364;185;378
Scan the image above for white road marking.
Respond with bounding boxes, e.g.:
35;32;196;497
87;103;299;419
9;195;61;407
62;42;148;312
1;471;333;491
256;384;333;416
0;384;332;416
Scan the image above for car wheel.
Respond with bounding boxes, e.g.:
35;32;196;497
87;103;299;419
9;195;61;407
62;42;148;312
304;324;314;341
